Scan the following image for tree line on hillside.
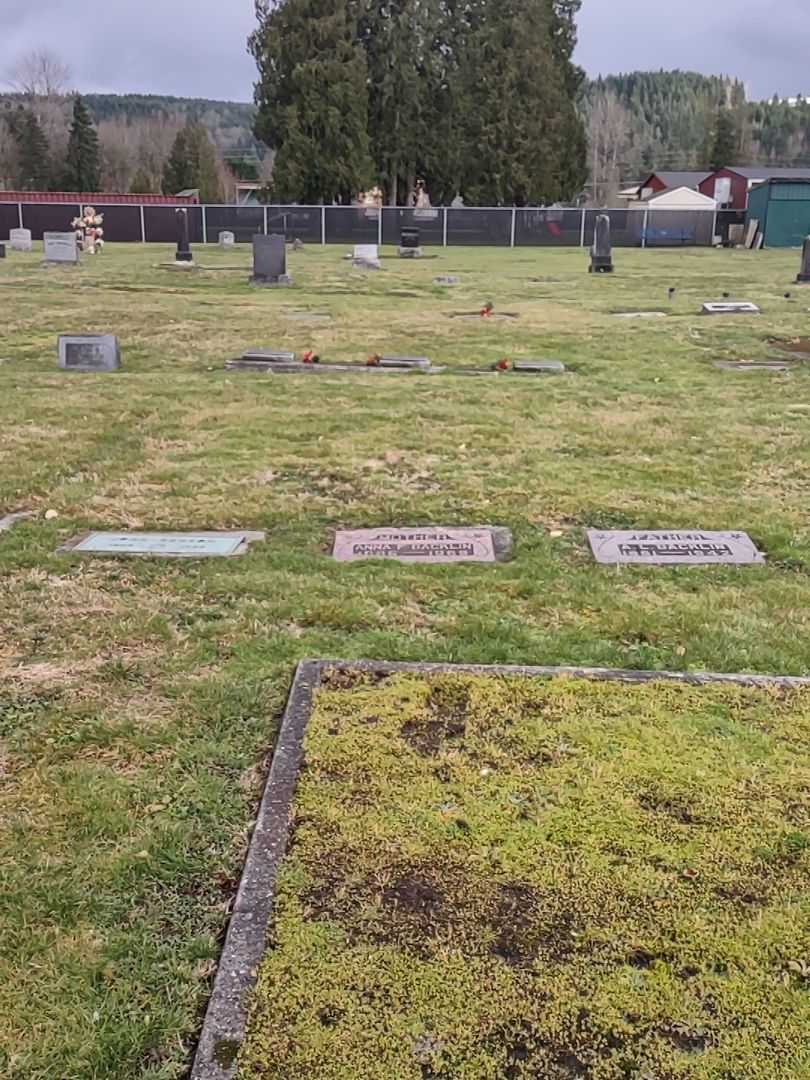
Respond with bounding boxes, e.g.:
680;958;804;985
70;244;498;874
582;70;810;203
249;0;588;206
0;51;257;198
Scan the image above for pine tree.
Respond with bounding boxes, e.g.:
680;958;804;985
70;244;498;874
709;108;737;170
63;95;100;192
250;0;373;203
130;167;156;194
162;126;195;194
13;109;51;190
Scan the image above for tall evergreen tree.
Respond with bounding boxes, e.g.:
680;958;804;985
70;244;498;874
162;123;224;202
63;95;100;191
250;0;373;203
13;109;51;190
709;107;737;170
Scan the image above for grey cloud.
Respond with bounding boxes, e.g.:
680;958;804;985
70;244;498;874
576;0;809;100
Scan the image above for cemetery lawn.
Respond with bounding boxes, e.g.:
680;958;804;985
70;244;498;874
1;241;810;1078
241;670;810;1080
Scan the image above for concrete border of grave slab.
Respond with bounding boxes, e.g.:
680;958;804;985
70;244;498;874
0;511;34;533
57;530;265;558
190;655;810;1080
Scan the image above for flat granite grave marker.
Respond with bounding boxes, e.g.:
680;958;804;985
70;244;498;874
796;236;810;283
372;355;430;369
58;334;120;372
351;243;381;270
587;529;764;566
333;526;511;563
589;214;613;273
60;530;264;558
701;301;760;315
43;232;79;264
9;228;33;253
512;359;566;374
251;234;291;285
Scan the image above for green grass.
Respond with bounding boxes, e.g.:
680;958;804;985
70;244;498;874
240;671;810;1080
1;241;810;1077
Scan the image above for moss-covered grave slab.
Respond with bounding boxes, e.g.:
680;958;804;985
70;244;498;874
193;661;810;1080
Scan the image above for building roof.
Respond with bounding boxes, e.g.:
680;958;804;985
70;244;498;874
0;190;200;205
641;171;711;189
642;185;717;206
727;166;810;181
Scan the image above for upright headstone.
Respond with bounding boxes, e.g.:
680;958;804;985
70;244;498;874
589;214;613;274
250;234;291;285
218;231;235;250
797;236;810;283
0;243;5;259
175;209;193;263
9;228;33;253
43;232;79;265
57;334;120;372
352;243;381;270
398;228;422;258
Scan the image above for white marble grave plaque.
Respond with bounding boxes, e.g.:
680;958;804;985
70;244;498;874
333;526;498;563
701;301;760;315
65;532;254;558
587;529;764;566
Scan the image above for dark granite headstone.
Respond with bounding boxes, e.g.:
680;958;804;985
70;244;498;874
797;235;810;283
57;334;120;372
399;228;422;258
0;243;5;259
175;209;193;263
251;234;291;285
587;529;764;565
589;214;613;273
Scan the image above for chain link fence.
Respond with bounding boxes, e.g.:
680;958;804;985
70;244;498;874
2;201;733;249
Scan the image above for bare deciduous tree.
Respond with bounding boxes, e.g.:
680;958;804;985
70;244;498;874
4;49;73;99
587;90;633;206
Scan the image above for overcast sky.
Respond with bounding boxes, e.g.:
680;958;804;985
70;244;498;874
2;0;808;103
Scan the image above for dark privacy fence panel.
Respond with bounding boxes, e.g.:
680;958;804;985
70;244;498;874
382;207;444;246
206;205;264;243
515;208;584;246
584;209;643;248
143;206;204;244
446;208;512;245
21;203;81;239
264;206;322;243
0;203;20;238
95;205;142;243
2;202;723;248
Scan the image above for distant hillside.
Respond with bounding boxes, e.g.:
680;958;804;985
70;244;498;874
580;70;810;184
83;93;261;162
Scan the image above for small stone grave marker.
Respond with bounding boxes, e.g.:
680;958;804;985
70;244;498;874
613;311;667;319
251;234;291;285
586;529;764;566
58;334;120;372
512;359;566;374
9;228;33;253
398;228;422;258
218;231;235;249
375;355;430;369
433;275;459;285
796;235;810;283
713;359;791;371
333;526;511;563
60;530;263;558
0;243;5;259
589;214;613;273
43;232;79;264
701;301;760;315
0;511;33;533
352;244;381;270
